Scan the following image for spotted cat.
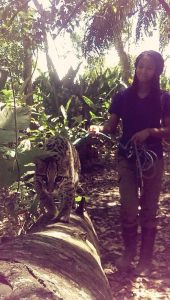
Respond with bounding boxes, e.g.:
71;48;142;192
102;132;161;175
35;135;81;223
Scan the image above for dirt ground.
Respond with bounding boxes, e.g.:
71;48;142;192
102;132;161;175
82;152;170;300
0;148;170;299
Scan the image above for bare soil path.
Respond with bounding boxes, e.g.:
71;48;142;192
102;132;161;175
82;154;170;300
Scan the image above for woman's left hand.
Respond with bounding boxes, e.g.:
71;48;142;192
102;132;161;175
131;129;150;144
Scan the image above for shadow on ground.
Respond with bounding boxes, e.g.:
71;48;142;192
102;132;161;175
82;159;170;300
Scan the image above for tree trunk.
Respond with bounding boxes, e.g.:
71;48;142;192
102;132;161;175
0;212;113;300
114;34;131;85
22;2;34;106
158;0;170;16
23;35;34;106
33;0;61;111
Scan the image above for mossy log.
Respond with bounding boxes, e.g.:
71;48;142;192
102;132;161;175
0;212;113;300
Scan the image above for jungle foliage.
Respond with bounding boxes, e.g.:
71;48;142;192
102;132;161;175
0;0;170;234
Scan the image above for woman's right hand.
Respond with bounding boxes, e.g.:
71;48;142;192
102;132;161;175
88;125;102;135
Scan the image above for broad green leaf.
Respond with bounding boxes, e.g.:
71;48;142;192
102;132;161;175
0;129;25;144
0;158;18;187
0;106;31;130
18;148;57;164
0;148;57;187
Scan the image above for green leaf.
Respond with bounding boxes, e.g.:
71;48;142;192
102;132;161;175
65;96;72;112
75;196;82;203
18;148;57;165
0;106;31;130
75;196;89;203
60;105;67;120
0;145;15;157
82;96;95;108
0;158;19;187
0;148;57;187
17;139;31;153
0;106;31;144
0;129;25;144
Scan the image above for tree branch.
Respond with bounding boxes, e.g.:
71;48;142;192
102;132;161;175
55;0;86;37
33;0;86;37
2;0;31;26
158;0;170;16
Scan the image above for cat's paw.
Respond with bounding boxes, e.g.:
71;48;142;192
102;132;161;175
49;215;70;224
60;216;70;223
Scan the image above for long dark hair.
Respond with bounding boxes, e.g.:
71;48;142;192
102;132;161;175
130;51;164;125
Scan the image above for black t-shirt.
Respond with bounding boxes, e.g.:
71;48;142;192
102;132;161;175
109;87;170;158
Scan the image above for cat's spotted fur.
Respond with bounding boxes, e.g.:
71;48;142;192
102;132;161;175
35;135;81;223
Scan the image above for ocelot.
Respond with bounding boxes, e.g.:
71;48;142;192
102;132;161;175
35;135;81;223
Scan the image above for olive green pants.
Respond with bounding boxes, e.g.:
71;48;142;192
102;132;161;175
117;156;164;229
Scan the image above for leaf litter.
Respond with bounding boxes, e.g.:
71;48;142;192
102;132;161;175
0;148;170;299
82;150;170;300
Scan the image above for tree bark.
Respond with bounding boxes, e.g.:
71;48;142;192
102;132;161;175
0;212;113;300
158;0;170;16
23;35;34;106
33;0;63;113
114;34;131;85
22;2;34;106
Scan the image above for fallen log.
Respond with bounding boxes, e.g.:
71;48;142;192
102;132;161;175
0;211;113;300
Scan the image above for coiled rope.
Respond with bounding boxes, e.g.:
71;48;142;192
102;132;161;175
120;140;158;195
77;131;158;196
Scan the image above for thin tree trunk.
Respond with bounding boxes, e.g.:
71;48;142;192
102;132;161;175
23;2;34;106
23;35;34;105
33;0;61;111
114;35;131;85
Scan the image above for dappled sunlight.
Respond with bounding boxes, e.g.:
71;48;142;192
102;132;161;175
82;155;170;299
0;153;169;298
131;276;170;300
164;171;170;175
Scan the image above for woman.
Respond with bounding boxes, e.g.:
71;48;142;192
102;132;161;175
90;50;170;276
